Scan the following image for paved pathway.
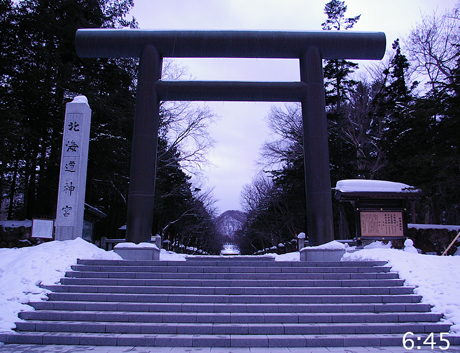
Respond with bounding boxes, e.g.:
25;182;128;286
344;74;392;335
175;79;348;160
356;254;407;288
1;345;460;353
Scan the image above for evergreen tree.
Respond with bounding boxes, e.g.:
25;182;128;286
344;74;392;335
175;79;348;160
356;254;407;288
372;39;416;181
0;0;132;233
0;0;137;239
322;0;361;183
322;0;360;114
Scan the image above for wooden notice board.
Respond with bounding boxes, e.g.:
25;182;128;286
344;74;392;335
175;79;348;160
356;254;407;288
359;211;404;238
31;219;54;239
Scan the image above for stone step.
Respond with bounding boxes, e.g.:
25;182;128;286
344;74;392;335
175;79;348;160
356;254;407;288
71;264;392;273
7;258;456;348
65;270;399;280
47;292;423;304
42;284;416;295
28;301;432;313
188;256;277;261
59;277;405;287
76;259;389;267
4;332;459;347
15;320;451;335
18;310;443;324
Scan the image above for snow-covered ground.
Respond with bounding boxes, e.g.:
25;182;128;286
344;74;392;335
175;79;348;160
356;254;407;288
0;238;459;336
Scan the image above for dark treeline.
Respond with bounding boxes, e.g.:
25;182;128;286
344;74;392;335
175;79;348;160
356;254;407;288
0;0;222;253
236;1;460;254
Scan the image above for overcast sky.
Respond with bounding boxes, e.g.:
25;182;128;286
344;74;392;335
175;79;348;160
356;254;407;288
129;0;458;214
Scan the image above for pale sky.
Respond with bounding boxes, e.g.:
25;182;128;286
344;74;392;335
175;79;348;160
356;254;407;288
129;0;458;214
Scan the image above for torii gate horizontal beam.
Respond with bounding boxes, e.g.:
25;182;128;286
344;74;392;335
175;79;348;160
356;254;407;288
155;81;307;102
76;29;385;60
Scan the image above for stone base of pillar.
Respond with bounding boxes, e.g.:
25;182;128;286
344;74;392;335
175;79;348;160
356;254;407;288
114;243;160;261
300;247;346;262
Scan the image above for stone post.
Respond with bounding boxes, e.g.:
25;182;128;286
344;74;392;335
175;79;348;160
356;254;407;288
297;232;306;250
55;96;91;241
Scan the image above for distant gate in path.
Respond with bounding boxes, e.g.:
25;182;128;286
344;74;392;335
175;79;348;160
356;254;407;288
75;29;386;246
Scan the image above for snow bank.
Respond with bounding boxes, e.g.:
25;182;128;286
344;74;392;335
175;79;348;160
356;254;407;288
343;248;460;333
0;238;121;332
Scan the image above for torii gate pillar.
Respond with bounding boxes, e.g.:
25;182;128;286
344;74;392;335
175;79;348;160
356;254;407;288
126;45;162;244
300;47;334;245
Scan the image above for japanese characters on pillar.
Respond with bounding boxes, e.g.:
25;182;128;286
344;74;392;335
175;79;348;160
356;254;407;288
55;96;91;241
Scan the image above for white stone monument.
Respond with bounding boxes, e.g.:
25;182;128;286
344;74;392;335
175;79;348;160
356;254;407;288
55;96;91;241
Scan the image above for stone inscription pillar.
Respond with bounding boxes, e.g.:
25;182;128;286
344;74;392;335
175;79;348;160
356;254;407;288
300;47;334;246
126;45;163;244
55;96;91;241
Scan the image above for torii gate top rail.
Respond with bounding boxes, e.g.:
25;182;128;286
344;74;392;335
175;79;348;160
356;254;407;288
76;29;385;60
75;29;386;246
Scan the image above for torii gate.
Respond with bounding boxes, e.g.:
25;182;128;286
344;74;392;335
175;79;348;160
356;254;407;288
75;29;386;246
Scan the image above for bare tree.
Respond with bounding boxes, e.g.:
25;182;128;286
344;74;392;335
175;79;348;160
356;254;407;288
159;102;215;173
240;173;275;213
341;80;386;178
240;173;299;249
259;104;303;169
159;59;216;174
406;5;460;92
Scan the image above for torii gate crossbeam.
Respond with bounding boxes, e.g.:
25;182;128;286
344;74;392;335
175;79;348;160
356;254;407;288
75;29;386;246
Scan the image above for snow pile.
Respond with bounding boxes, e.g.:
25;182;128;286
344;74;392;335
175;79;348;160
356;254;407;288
335;179;418;193
160;249;186;261
114;242;159;249
275;251;300;261
362;240;393;250
307;240;346;250
0;238;121;332
71;95;88;104
343;247;460;333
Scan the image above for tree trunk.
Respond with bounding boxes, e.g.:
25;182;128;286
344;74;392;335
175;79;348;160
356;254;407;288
7;158;19;220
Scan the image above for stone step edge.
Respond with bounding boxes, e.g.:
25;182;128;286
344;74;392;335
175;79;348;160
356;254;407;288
2;332;459;347
70;265;392;273
15;320;451;335
58;278;406;287
76;259;389;267
64;272;399;279
18;310;443;324
45;293;423;304
27;301;432;313
40;284;417;295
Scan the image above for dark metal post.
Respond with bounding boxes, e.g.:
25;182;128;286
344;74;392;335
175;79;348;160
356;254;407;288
300;47;334;246
126;45;162;243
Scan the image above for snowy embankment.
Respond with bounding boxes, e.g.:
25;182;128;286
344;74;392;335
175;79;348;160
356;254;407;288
343;245;460;334
0;239;459;335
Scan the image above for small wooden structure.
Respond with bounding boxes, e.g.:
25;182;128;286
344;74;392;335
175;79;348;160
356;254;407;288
334;180;423;243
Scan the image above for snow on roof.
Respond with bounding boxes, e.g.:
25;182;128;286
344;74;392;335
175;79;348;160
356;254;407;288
335;179;418;193
0;220;32;228
409;224;460;231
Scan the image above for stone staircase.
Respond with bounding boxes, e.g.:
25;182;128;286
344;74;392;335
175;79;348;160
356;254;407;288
3;256;458;348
